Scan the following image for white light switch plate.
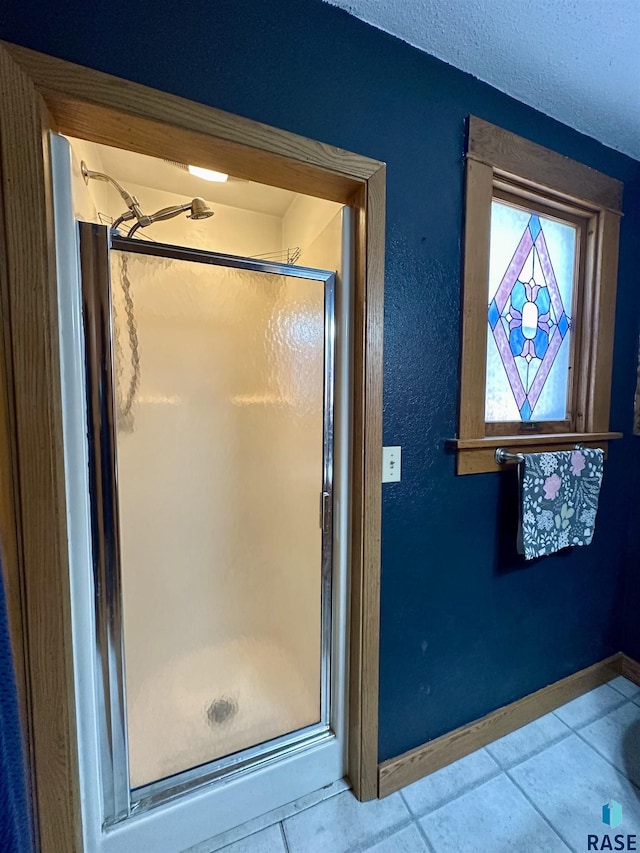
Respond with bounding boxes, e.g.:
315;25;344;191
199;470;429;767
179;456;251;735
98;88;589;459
382;446;402;483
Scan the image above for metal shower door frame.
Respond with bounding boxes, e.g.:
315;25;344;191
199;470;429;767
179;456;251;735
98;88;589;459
78;222;336;827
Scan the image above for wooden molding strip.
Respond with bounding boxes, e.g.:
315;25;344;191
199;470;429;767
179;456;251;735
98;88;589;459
378;653;624;797
43;93;361;205
454;433;621;475
457;442;612;476
620;654;640;687
454;431;622;450
587;211;621;433
360;166;384;797
467;116;623;213
347;168;385;800
0;122;32;804
458;158;493;441
0;43;81;850
2;42;382;188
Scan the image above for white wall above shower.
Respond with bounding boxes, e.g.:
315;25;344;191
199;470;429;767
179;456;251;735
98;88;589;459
65;135;343;262
95;143;297;217
283;195;344;267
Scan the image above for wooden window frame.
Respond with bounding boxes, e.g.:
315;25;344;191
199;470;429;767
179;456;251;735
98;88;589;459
456;116;623;475
0;41;384;852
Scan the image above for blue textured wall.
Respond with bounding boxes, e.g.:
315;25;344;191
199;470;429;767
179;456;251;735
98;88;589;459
2;0;640;764
622;180;640;661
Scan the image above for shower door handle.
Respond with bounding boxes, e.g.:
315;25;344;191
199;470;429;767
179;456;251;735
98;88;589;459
319;491;331;531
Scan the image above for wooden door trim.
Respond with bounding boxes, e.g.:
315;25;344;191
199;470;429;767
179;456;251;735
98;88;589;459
0;40;384;850
3;42;376;201
0;44;81;852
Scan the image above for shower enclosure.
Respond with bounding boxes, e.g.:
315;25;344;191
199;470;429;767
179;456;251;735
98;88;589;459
79;223;336;824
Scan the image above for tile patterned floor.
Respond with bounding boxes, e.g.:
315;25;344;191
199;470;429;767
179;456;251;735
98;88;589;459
208;677;640;853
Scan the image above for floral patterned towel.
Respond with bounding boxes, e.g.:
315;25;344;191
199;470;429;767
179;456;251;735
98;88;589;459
518;448;604;560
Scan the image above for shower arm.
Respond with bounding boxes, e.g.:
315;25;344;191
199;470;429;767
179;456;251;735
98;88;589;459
115;203;194;233
127;203;193;237
81;161;153;230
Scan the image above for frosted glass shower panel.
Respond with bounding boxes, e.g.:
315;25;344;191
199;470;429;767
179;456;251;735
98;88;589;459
111;250;327;788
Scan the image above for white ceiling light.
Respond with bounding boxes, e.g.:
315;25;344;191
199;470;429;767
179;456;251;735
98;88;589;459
187;165;229;182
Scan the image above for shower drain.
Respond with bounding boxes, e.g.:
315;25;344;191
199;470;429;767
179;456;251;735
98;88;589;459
207;697;238;726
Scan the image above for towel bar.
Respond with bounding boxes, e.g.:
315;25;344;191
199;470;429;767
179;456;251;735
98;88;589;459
495;443;587;465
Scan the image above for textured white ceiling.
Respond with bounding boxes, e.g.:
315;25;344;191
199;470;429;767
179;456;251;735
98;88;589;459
325;0;640;162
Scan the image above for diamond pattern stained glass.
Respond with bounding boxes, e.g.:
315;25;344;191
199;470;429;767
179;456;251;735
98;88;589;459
485;201;576;422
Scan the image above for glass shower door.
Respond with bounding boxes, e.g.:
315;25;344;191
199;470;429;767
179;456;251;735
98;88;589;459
79;224;335;822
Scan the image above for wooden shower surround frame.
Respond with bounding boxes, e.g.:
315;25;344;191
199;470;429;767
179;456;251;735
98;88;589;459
0;41;384;852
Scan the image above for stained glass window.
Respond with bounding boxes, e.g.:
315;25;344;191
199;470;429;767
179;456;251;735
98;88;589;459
485;200;577;422
458;118;622;475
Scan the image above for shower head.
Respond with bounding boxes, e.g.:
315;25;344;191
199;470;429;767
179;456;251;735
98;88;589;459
127;198;214;236
189;197;215;220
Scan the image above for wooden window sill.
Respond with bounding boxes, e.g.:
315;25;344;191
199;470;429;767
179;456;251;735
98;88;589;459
449;431;622;475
